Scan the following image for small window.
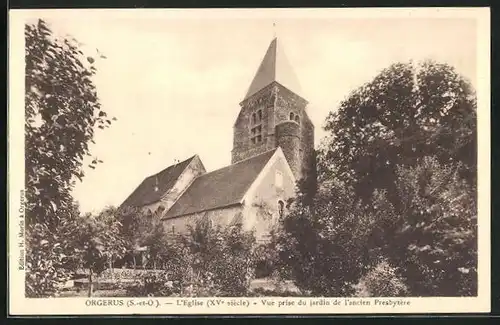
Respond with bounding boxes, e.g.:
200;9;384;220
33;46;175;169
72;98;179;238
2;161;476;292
171;225;175;234
252;113;257;124
156;205;165;215
257;109;263;122
290;112;295;120
275;170;283;188
250;123;263;145
295;115;300;124
278;200;285;218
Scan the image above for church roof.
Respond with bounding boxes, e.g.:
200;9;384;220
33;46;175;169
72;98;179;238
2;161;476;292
121;155;196;208
244;37;303;100
163;149;278;219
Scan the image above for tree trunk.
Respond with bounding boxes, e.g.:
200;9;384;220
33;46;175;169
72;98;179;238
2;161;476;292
109;256;114;281
88;269;93;297
133;255;137;270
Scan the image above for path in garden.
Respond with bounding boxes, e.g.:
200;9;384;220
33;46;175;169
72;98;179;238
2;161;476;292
250;278;300;293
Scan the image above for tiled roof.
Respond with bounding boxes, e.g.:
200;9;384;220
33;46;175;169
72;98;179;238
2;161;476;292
164;149;277;219
244;37;302;100
121;155;196;208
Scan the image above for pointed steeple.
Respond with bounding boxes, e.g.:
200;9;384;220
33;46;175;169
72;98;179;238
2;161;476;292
244;37;302;100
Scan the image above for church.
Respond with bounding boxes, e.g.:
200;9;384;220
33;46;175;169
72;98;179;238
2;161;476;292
120;37;316;242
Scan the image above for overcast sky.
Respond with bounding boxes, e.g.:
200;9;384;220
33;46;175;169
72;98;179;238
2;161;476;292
20;9;478;213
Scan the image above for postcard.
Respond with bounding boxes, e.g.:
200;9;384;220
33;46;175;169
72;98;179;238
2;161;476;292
8;7;490;315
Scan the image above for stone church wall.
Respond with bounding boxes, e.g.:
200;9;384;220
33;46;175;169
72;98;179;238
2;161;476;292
276;121;301;180
244;153;297;242
162;206;243;235
300;114;316;183
232;85;277;163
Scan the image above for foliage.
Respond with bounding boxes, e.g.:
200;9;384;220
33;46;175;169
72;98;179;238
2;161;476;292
376;157;477;296
127;217;257;297
134;211;169;269
125;271;178;297
253;243;275;278
25;19;114;229
24;19;114;297
68;207;127;296
354;259;408;297
114;206;171;269
25;219;77;297
270;179;374;296
75;209;125;272
320;60;476;208
272;60;477;297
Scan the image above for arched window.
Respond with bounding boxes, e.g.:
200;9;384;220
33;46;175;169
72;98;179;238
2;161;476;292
156;205;165;214
295;115;300;124
289;112;295;120
250;123;263;144
252;113;257;124
278;200;285;218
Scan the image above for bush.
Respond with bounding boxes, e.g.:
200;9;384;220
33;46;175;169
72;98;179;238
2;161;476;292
354;259;408;297
125;271;179;297
126;217;257;297
270;183;374;297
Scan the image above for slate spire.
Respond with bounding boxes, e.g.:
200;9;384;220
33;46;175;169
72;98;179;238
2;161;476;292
244;37;302;100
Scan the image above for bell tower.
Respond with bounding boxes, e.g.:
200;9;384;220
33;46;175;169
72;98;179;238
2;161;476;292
231;37;315;183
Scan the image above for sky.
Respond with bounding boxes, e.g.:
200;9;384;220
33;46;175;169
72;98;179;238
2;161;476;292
20;9;478;213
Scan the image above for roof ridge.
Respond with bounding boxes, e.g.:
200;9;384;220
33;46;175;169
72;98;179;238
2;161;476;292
163;148;280;219
196;148;278;178
147;154;196;179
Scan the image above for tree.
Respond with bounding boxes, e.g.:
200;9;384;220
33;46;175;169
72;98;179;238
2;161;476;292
271;179;375;296
24;19;114;296
273;60;477;297
25;19;113;228
317;60;477;296
173;217;256;297
25;205;80;297
138;211;170;270
127;217;257;297
70;208;127;297
115;207;167;269
320;60;476;209
372;157;477;296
